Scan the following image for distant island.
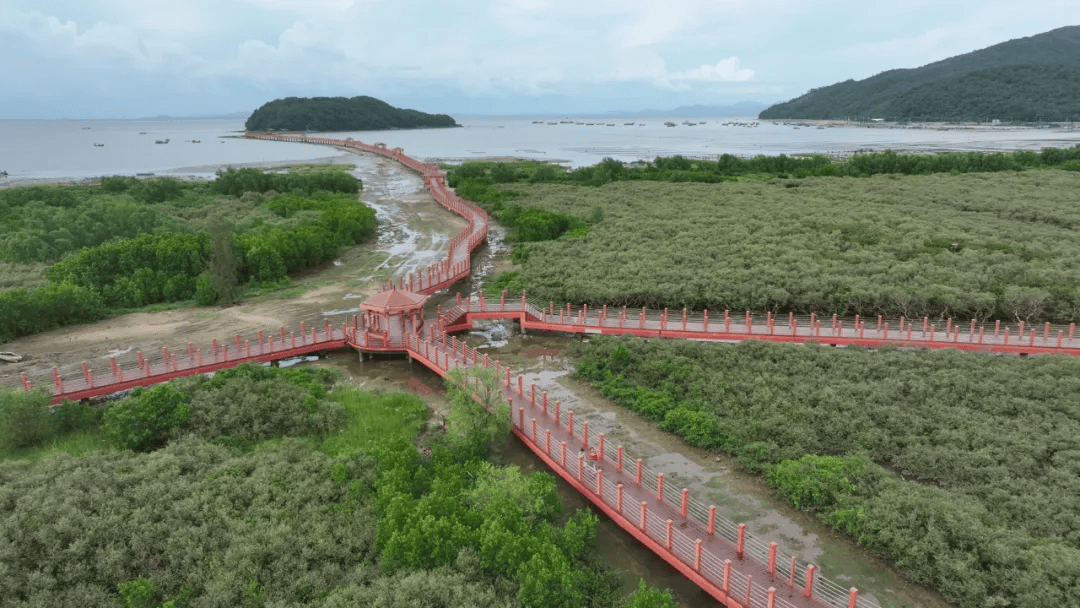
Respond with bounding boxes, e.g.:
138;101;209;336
244;96;460;132
760;25;1080;122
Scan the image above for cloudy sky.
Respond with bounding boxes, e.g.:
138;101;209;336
1;0;1077;118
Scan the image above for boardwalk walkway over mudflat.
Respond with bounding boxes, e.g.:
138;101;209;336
16;131;1080;608
439;293;1080;356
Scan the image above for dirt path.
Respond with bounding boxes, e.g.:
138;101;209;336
0;150;466;389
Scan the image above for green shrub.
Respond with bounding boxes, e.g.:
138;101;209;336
0;388;52;449
102;385;192;452
767;454;883;511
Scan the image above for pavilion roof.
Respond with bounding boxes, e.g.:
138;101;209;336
360;288;427;312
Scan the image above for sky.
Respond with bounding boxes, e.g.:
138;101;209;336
1;0;1077;119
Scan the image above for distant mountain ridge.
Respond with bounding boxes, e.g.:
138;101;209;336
760;26;1080;122
244;96;459;132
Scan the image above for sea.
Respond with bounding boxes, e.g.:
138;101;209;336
2;116;1079;182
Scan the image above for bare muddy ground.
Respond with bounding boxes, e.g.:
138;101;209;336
0;150;465;390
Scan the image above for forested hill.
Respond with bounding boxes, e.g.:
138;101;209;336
244;96;460;132
760;26;1080;122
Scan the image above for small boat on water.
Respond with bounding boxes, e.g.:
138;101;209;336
155;139;170;144
664;122;676;127
0;352;23;363
93;143;104;147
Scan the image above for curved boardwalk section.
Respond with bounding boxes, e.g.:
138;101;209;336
24;130;1080;608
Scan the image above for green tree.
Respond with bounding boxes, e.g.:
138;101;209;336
444;366;512;459
208;217;240;305
624;579;678;608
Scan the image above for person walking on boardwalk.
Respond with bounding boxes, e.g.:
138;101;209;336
588;447;600;470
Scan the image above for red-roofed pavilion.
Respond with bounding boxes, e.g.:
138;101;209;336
357;288;428;349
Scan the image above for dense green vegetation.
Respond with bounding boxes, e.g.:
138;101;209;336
449;147;1080;189
760;25;1080;121
244;95;460;132
0;167;375;343
465;168;1080;323
446;161;592;266
0;365;676;607
576;336;1080;607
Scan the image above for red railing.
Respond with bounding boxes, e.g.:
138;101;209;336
392;327;868;608
438;292;1080;357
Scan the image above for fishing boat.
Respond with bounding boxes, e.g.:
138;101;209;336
93;143;104;147
0;352;23;363
155;139;170;144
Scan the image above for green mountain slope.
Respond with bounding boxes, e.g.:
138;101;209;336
760;26;1080;121
245;96;460;132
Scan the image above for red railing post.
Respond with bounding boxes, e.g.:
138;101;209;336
789;556;797;587
694;539;703;571
665;519;673;550
583;421;589;447
804;564;817;598
737;523;746;559
617;445;623;471
681;488;689;518
596;468;604;497
617;483;624;513
542;390;548;415
21;372;31;391
768;587;777;608
768;542;777;574
518;375;523;397
518;407;524;429
555;400;561;426
531;418;537;442
561;441;567;468
723;560;732;592
636;459;643;486
530;383;536;406
708;505;716;535
578;454;585;481
639;502;648;531
545;429;551;454
848;588;859;608
568;411;575;436
598;433;604;460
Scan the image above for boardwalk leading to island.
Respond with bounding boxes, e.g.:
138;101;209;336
16;131;1080;608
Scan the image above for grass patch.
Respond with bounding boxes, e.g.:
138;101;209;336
319;389;429;455
1;428;110;462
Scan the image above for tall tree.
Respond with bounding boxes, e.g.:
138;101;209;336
208;217;239;305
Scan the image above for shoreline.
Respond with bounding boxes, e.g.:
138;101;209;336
0;154;356;189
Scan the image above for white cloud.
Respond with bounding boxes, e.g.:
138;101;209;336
672;57;754;82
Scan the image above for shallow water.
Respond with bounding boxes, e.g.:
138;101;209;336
4;117;1079;182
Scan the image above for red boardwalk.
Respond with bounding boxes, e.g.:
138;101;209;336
17;131;1080;608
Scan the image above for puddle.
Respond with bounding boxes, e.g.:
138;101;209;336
272;355;320;368
322;308;361;316
102;346;134;359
